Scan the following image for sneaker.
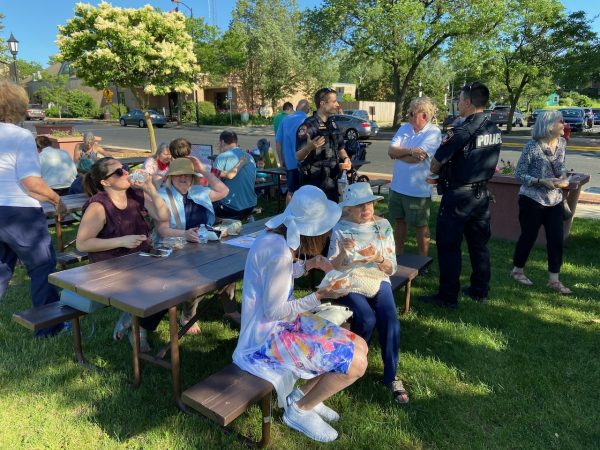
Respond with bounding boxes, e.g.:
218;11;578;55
461;286;488;303
128;328;151;353
417;294;458;310
113;312;132;341
282;401;338;442
287;388;340;422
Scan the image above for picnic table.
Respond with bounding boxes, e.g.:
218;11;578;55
48;218;269;410
256;167;286;212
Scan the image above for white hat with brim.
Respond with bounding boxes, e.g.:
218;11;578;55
338;182;384;208
265;185;342;250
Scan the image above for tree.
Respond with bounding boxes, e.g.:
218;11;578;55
479;1;595;131
16;60;43;81
56;2;198;109
36;72;69;117
306;0;508;126
66;89;100;118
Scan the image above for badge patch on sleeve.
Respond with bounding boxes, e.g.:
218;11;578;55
297;125;307;138
442;130;454;144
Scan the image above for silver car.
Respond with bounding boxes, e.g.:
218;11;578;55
342;109;379;136
331;114;372;139
119;109;167;128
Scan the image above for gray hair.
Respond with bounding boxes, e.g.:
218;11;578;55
532;110;563;140
409;96;437;121
83;131;96;146
155;142;169;159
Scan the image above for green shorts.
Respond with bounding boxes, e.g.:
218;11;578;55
388;190;431;227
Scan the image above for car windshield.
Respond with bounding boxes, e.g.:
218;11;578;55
560;109;583;117
147;110;159;115
28;104;42;109
494;107;510;111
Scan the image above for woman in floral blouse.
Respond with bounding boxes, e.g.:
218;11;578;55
512;110;572;294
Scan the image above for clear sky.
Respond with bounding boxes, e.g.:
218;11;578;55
0;0;598;66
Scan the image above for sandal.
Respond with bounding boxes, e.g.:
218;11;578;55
113;312;132;341
511;270;533;286
385;378;409;405
547;280;573;295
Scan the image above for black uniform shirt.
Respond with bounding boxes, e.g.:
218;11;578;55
435;112;502;186
296;113;344;168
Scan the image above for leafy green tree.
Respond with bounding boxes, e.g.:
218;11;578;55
479;1;595;131
36;72;69;117
16;60;43;81
306;0;508;126
66;89;99;118
56;2;198;109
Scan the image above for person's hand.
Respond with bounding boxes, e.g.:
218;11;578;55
131;172;155;193
55;199;67;217
185;228;200;243
307;134;325;151
339;158;352;171
411;148;428;161
363;251;385;264
554;177;570;188
306;255;334;273
339;238;355;255
187;156;204;173
539;178;557;189
119;234;148;249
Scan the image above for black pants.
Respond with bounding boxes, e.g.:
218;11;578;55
512;195;564;273
213;203;255;219
436;188;491;304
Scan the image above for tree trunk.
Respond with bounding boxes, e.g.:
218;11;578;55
392;61;419;127
506;74;529;134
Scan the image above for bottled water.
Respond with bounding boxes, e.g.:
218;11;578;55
338;170;348;199
197;224;208;244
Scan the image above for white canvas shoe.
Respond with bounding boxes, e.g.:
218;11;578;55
282;401;338;442
287;387;340;422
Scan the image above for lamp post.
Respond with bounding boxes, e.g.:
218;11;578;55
7;33;19;83
171;0;200;127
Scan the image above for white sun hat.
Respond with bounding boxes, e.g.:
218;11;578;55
339;182;384;208
265;185;342;250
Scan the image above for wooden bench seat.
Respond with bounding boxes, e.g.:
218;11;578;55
369;179;389;195
390;254;433;314
182;364;273;447
56;250;89;269
13;302;88;365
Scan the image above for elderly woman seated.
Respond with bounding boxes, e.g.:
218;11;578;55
327;182;409;404
74;131;108;162
155;157;240;331
143;142;172;187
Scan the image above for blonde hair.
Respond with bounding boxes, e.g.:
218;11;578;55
0;81;29;124
409;96;437;121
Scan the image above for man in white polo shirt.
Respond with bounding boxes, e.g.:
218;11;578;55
387;97;441;256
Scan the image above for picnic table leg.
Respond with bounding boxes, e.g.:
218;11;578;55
276;173;282;212
169;306;188;411
131;316;142;388
259;392;272;448
403;281;412;315
72;317;86;364
55;213;64;252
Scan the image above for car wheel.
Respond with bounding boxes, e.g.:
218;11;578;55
138;119;145;128
345;129;358;140
120;118;126;127
156;124;164;128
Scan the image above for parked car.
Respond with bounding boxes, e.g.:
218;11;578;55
558;107;587;132
26;104;45;121
490;106;524;127
526;109;549;127
119;109;167;128
442;113;464;131
331;114;372;139
342;109;379;136
592;108;600;126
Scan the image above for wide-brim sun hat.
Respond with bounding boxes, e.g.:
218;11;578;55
265;185;342;250
166;158;198;180
339;182;384;207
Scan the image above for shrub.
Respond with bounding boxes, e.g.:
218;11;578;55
66;90;99;118
45;106;61;118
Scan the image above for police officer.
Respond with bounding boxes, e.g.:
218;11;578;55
296;87;352;202
419;81;502;308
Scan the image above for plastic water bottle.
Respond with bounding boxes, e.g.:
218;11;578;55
338;170;348;199
198;224;208;244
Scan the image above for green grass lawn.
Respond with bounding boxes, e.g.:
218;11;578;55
1;197;599;449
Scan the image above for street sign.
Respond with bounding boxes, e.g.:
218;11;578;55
103;88;113;103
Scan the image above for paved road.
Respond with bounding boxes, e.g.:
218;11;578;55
24;120;600;188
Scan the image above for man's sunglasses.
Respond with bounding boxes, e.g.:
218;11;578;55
102;166;127;180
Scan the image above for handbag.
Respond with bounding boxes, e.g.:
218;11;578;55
59;289;107;313
311;303;353;326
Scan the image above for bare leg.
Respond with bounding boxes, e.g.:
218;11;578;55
297;337;368;411
415;225;430;256
394;219;408;255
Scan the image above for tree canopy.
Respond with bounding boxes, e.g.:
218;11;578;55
56;1;198;108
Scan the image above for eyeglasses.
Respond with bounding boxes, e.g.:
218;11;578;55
317;87;336;105
102;166;127;180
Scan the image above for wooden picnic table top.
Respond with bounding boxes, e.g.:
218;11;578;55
42;193;88;216
48;218;269;317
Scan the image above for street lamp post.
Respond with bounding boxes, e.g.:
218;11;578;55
171;0;200;127
7;33;19;83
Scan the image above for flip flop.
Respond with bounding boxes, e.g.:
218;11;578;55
511;270;533;286
547;280;573;295
385;378;409;405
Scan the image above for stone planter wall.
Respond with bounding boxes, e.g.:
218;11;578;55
34;124;74;135
488;173;590;246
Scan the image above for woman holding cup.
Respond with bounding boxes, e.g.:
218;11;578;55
511;110;572;294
